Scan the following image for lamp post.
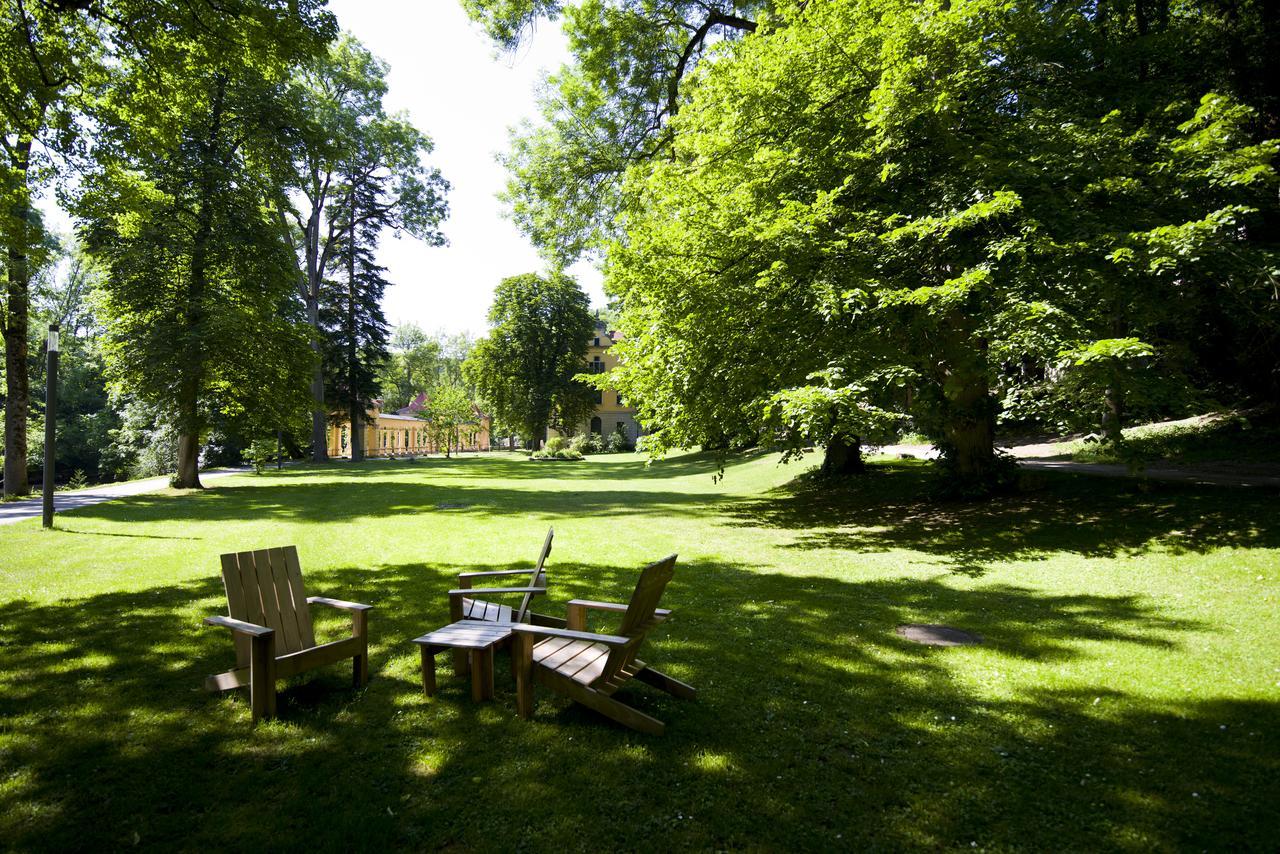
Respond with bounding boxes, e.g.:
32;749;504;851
42;323;59;528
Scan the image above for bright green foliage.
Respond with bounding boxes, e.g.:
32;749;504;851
461;0;563;50
246;437;279;474
76;2;334;486
0;0;102;495
764;374;901;467
2;2;336;492
277;33;449;461
464;0;763;261
23;238;122;483
417;380;474;458
464;271;595;447
380;325;481;410
530;433;583;459
599;0;1277;482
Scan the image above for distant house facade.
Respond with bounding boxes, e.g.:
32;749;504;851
328;393;492;458
547;321;644;443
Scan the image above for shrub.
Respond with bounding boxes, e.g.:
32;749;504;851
246;439;278;474
530;447;584;461
568;434;590;454
635;434;655;453
584;432;605;453
543;436;568;454
604;430;631;453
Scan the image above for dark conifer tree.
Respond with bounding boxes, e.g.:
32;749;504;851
320;175;391;463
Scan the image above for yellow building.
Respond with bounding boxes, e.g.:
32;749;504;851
547;321;643;443
328;394;492;458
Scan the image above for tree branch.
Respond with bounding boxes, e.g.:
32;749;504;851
665;10;756;121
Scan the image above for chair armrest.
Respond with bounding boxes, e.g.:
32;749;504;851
307;596;373;612
457;569;533;579
566;598;626;613
510;623;630;646
203;615;274;638
566;599;672;619
448;587;546;598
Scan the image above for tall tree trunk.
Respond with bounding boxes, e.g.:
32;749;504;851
175;431;201;488
343;182;360;462
301;173;330;465
309;294;327;463
2;137;34;497
943;369;996;479
940;331;997;480
1102;383;1125;444
171;78;227;490
350;407;364;461
821;435;864;476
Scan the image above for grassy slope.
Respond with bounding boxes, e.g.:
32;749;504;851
1060;409;1280;467
0;451;1276;851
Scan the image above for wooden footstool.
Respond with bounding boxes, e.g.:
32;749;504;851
412;620;514;702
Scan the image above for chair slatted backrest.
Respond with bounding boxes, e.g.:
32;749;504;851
220;546;317;665
599;555;677;684
513;527;554;623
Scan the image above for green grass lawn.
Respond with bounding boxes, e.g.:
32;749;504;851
1;450;1277;850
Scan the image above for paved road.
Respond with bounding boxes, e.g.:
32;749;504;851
0;467;250;527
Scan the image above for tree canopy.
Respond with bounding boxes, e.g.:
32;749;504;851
1;3;454;487
464;271;595;448
278;33;449;462
474;0;1280;485
76;1;331;486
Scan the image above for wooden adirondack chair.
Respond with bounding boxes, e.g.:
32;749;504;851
203;546;372;724
511;554;695;735
448;527;553;626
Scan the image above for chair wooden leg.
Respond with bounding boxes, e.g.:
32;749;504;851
513;632;534;719
453;649;470;677
249;631;277;724
469;649;486;702
352;609;370;688
634;665;696;700
479;646;495;700
420;646;437;696
571;685;665;735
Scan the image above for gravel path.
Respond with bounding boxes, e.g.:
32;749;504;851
0;467;250;527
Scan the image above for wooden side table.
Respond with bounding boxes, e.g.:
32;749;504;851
412;620;514;702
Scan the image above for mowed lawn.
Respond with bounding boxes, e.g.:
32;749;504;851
1;450;1277;851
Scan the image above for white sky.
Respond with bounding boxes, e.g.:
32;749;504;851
326;0;605;335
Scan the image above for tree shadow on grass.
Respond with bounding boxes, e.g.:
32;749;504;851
61;479;727;526
269;449;758;483
1;558;1273;850
727;463;1280;575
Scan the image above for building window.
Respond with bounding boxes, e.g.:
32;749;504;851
593;337;600;347
593;389;602;404
616;393;625;407
589;357;604;374
590;416;602;434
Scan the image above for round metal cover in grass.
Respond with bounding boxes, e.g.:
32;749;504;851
896;624;982;646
